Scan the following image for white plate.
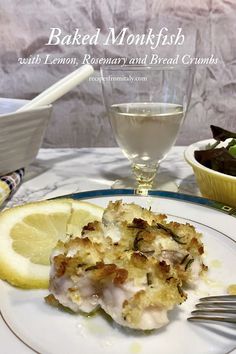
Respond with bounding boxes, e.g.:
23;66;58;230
0;190;236;354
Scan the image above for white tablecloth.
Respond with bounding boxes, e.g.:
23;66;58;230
7;146;199;207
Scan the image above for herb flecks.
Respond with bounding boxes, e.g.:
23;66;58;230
146;272;153;285
185;258;194;271
180;254;189;265
155;223;186;245
133;233;144;251
177;284;185;298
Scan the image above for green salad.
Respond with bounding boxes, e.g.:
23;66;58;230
194;125;236;177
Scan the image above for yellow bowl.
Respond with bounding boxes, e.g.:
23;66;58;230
184;139;236;207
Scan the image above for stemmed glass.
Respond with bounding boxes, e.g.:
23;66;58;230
101;65;194;193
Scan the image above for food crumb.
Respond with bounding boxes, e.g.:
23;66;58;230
44;294;60;307
86;322;107;335
200;272;223;288
130;342;142;354
210;259;221;268
227;284;236;295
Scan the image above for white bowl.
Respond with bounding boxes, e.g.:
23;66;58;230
0;98;52;175
185;139;236;207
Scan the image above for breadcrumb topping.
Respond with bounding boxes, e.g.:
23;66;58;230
47;201;207;330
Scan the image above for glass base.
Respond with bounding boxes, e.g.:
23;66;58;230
111;175;178;192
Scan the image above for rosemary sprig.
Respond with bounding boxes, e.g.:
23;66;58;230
185;258;194;271
155;223;186;245
180;254;189;265
177;284;185;297
133;233;144;251
146;272;153;285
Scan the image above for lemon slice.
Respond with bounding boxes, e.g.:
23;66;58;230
67;200;103;236
0;199;103;289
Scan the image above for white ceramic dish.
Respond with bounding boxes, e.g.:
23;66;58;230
0;190;235;354
0;98;52;175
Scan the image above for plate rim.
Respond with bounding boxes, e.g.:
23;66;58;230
53;189;236;218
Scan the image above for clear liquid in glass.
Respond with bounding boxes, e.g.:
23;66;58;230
109;102;184;166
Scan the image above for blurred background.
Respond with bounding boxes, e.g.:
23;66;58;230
0;0;236;147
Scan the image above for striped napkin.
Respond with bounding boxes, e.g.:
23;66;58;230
0;169;24;206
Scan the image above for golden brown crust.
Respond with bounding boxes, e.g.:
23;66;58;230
49;201;207;327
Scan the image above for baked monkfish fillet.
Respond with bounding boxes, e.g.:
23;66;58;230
46;201;207;330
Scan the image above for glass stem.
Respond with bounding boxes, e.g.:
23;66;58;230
132;163;158;192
